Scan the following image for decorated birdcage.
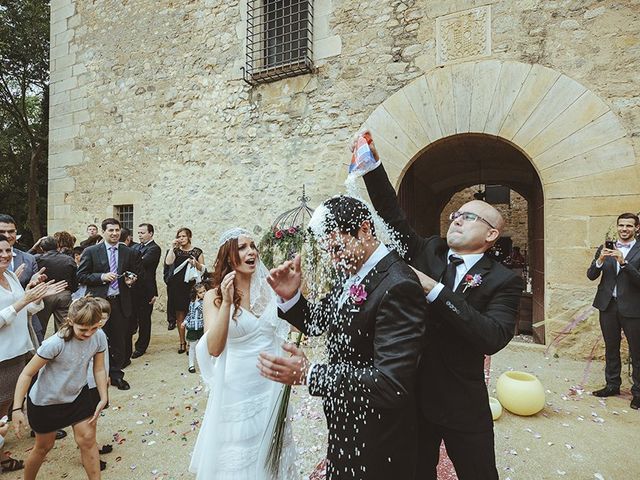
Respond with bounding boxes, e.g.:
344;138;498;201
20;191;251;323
258;186;314;269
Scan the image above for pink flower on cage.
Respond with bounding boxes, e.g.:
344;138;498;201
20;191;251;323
274;230;284;240
349;284;368;305
287;226;297;235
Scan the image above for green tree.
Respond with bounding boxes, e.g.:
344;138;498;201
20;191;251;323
0;0;50;245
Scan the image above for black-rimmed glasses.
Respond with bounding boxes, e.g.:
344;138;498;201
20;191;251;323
449;211;496;230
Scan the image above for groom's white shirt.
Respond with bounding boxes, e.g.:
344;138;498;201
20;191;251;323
277;243;390;384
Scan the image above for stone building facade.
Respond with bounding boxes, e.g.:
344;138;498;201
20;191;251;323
48;0;640;356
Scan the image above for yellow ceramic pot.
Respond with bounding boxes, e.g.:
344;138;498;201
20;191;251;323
489;396;503;420
496;371;545;416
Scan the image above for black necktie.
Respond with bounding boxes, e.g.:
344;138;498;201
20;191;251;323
442;255;464;290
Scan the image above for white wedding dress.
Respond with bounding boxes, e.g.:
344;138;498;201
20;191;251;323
189;298;297;480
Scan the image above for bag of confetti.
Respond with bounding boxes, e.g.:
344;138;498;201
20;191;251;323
348;132;380;176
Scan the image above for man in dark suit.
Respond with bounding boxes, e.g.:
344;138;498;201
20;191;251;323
587;212;640;410
0;214;39;287
34;236;78;334
259;195;427;480
362;148;523;479
77;218;143;390
130;223;161;359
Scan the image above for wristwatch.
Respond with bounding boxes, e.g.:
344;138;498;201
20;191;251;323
620;261;629;268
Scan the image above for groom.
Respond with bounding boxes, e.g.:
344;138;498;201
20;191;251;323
258;195;427;480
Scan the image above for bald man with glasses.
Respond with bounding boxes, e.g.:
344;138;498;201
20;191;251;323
362;143;523;480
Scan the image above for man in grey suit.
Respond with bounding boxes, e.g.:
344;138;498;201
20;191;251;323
587;212;640;410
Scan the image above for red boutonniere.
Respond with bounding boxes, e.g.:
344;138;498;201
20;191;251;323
348;284;367;305
462;274;483;293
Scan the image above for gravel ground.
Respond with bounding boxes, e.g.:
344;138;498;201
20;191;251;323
1;316;638;479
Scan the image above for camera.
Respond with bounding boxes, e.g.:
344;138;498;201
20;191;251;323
605;240;615;250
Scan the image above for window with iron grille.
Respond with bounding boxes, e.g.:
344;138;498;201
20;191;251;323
244;0;314;85
114;205;134;231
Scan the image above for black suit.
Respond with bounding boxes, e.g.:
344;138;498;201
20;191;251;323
130;240;161;355
364;165;523;479
280;250;427;480
587;243;640;396
77;242;143;381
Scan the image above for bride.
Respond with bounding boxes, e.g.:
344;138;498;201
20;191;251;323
189;228;296;479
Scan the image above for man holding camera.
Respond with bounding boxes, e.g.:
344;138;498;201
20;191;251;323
587;212;640;410
77;218;143;390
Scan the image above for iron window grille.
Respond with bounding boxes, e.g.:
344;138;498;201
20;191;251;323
114;205;134;231
244;0;314;85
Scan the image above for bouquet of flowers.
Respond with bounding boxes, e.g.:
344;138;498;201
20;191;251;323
265;330;304;476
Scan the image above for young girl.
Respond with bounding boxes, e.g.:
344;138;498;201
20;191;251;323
184;283;206;373
12;296;108;480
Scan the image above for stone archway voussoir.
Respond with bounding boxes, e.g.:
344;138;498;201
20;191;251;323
363;58;635;194
511;74;587;148
525;90;611;159
498;64;561;140
534;111;628;172
540;137;635;185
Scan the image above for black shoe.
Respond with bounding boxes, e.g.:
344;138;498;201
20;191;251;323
592;385;620;397
111;378;130;391
178;343;187;354
100;460;106;471
131;351;144;359
122;359;131;369
631;396;640;410
99;444;113;455
188;366;196;374
167;322;176;331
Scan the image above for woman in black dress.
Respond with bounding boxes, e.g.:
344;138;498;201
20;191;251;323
165;228;205;353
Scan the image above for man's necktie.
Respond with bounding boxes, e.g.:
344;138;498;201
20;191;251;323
442;255;464;290
109;246;119;293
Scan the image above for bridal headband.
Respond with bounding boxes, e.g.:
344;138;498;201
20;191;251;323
217;227;253;248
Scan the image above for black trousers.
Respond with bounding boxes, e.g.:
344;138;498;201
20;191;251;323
599;298;640;396
132;297;154;354
103;297;129;381
417;415;498;480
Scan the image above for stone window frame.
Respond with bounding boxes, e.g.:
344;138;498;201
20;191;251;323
114;204;134;231
244;0;314;85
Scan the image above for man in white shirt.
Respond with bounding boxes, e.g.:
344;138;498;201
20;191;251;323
587;212;640;410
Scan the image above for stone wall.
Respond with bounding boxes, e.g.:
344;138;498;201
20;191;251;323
49;0;640;356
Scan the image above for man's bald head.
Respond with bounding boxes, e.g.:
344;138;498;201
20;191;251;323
463;200;504;232
446;200;503;254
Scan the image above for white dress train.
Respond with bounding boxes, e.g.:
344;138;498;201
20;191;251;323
189;303;296;479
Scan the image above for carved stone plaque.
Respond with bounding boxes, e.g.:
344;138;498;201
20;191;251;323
436;6;491;65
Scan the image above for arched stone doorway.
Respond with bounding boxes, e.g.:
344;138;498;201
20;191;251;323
397;134;545;342
359;59;637;346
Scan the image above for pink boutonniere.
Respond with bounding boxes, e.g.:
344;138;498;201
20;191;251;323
349;284;368;305
462;273;483;293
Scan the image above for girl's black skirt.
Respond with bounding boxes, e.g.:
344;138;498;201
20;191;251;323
27;384;98;434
